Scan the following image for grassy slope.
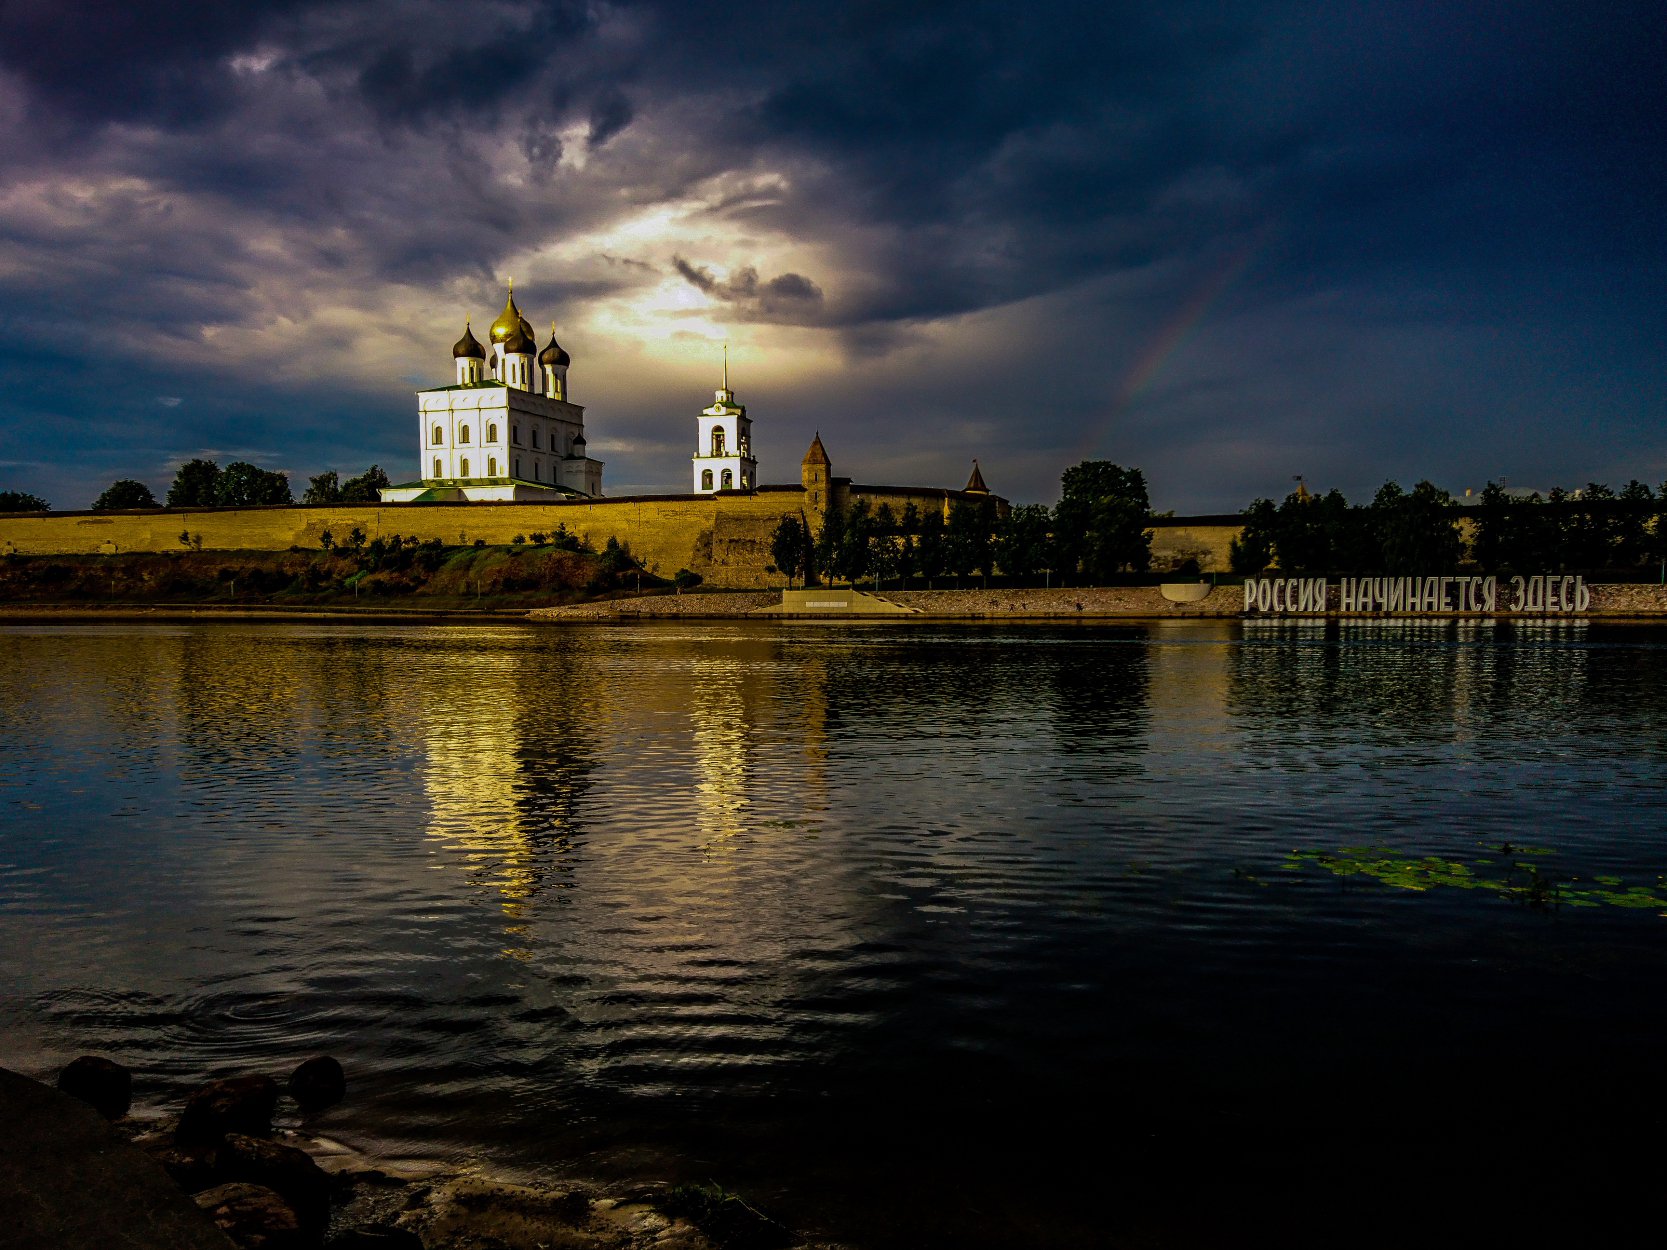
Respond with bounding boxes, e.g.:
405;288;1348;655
0;542;660;610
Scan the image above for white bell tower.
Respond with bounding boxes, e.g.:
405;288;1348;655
692;347;755;494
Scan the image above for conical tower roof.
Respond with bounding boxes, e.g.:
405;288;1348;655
964;460;989;493
802;433;830;466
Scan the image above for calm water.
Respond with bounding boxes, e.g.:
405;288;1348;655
4;620;1667;1247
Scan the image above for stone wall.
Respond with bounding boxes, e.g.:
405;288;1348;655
0;489;813;589
1148;517;1241;571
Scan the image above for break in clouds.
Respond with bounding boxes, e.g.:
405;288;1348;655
0;0;1661;509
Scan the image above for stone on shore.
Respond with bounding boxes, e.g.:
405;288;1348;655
324;1225;424;1249
194;1182;308;1249
288;1055;346;1112
0;1065;235;1250
178;1075;281;1146
217;1132;333;1232
57;1053;133;1119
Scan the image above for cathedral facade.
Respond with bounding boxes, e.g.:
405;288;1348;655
381;285;604;503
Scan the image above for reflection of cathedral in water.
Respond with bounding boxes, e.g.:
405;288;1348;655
418;640;598;949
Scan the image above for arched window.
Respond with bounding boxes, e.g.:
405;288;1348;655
487;423;498;442
514;457;521;477
711;428;726;456
740;472;750;489
701;469;713;491
488;456;498;477
433;457;442;478
513;424;521;444
534;462;541;481
432;425;443;445
721;468;733;489
459;424;471;444
460;457;471;477
532;428;540;448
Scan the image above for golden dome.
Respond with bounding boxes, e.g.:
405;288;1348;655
489;283;527;345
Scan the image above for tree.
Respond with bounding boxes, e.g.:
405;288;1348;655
1229;499;1276;574
917;509;947;586
769;514;810;587
216;461;292;506
0;490;50;511
1053;461;1153;582
167;459;221;508
1615;480;1654;568
815;501;845;586
303;471;341;504
1565;482;1618;571
836;500;874;585
996;503;1052;580
946;498;995;583
1372;480;1461;574
91;480;157;511
340;465;391;503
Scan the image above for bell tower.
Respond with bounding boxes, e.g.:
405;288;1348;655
692;347;756;494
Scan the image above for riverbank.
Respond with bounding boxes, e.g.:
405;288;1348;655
8;1058;835;1250
528;582;1667;620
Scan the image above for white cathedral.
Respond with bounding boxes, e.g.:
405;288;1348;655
382;284;761;503
381;284;605;502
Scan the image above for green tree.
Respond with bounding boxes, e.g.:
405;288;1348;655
769;514;810;587
0;489;49;511
91;480;157;511
303;471;341;504
996;503;1052;580
1372;480;1461;574
1615;480;1654;568
946;498;995;582
815;502;846;585
1053;461;1153;581
916;509;947;586
1470;481;1512;572
340;465;391;502
167;459;221;508
896;502;922;586
1565;483;1618;571
216;461;292;506
836;500;874;585
1229;499;1276;574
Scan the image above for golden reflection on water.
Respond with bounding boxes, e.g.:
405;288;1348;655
691;654;749;852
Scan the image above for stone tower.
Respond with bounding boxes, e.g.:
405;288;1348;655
801;432;831;526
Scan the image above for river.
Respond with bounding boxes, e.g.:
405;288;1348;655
3;619;1666;1246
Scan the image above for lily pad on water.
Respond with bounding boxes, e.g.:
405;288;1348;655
1282;844;1667;916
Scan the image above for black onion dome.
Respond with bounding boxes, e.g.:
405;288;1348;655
539;327;571;368
452;321;485;359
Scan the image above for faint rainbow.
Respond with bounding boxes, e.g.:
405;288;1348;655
1072;235;1266;462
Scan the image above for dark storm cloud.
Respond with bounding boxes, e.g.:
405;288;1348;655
0;0;1662;509
672;257;825;323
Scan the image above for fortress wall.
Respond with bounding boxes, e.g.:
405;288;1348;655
2;497;1253;581
1149;519;1241;570
0;490;813;589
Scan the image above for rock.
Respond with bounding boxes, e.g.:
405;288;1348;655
287;1056;346;1113
151;1143;220;1193
194;1182;308;1249
57;1054;132;1120
217;1132;332;1232
177;1075;279;1146
325;1225;425;1249
2;1066;234;1250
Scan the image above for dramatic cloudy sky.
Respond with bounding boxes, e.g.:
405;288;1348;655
0;0;1661;511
